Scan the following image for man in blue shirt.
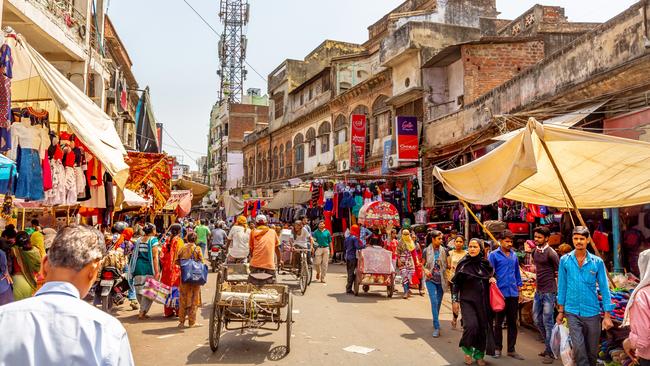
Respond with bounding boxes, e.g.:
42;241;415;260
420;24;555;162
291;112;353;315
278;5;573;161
0;225;134;365
557;226;614;366
343;225;364;294
488;230;524;360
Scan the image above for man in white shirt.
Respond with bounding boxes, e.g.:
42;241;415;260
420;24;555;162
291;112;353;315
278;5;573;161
226;215;251;263
0;225;134;366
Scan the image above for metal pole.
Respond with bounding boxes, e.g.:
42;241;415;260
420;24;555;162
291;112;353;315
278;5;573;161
610;208;622;272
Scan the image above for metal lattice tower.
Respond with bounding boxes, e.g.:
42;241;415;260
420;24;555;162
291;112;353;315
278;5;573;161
218;0;248;103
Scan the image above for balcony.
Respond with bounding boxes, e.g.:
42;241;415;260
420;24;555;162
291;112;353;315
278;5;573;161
4;0;90;61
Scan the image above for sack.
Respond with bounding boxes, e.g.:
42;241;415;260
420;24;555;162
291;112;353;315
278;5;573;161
489;282;506;312
142;276;171;304
180;249;208;285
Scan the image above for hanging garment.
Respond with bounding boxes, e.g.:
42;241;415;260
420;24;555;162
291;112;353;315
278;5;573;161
42;157;52;191
20;107;49;127
81;185;106;209
14;148;44;201
63;166;78;205
0;43;12;153
74;166;86;198
45;159;65;206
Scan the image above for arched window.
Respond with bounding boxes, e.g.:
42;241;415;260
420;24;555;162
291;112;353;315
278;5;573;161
272;147;279;180
333;114;347;146
279;144;285;179
306;127;317;157
265;150;271;182
351;105;370;161
248;157;254;184
256;152;262;184
285;142;293;177
318;121;331;153
293;133;305;174
371;95;391;154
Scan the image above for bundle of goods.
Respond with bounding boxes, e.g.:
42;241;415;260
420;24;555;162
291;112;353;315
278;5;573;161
519;269;536;301
360;274;391;285
607;288;632;323
599;340;634;366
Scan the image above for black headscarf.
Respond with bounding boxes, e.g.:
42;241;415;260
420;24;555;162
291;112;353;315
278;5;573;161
453;238;493;281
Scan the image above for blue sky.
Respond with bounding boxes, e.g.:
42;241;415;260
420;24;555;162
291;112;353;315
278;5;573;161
107;0;638;169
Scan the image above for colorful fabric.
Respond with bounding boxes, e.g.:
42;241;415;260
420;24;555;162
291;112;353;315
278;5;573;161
126;152;173;213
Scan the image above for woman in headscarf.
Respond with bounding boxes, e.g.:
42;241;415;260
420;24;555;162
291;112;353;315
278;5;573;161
161;223;183;317
623;249;650;365
411;230;425;296
11;231;42;300
129;223;160;319
452;238;496;366
176;232;204;328
397;229;419;299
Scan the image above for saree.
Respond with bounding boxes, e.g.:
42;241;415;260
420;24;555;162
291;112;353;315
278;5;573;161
12;247;41;300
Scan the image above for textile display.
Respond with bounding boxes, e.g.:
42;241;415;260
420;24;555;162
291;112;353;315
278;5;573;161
360;246;393;274
126;152;173;212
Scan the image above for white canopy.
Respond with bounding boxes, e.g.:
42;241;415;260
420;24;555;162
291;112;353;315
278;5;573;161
265;187;311;210
11;35;129;189
114;187;149;210
432;118;650;209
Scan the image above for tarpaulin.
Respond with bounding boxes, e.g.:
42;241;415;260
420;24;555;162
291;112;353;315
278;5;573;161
164;190;192;217
265;187;311;210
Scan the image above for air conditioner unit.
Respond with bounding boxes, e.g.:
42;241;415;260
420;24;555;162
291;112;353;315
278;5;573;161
387;154;399;168
337;159;350;172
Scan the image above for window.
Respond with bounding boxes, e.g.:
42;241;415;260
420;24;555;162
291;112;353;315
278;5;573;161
272;147;279;180
300;93;304;106
318;121;331;153
333;115;347;146
306;127;316;157
224;123;228;136
309;87;313;101
279;145;285;178
285;142;292;177
256;153;262;183
293;134;304;174
340;81;351;92
273;92;284;118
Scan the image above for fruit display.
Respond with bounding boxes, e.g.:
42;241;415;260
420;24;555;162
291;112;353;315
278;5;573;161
361;274;390;285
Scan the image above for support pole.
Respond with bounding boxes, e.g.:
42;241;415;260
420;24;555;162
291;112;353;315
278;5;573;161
461;200;498;244
610;208;622;273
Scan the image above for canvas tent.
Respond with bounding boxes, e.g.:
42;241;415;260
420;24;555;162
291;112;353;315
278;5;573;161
265;187;311;210
432;118;650;209
11;35;129;188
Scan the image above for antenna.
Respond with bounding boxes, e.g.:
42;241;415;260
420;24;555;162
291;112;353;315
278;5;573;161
218;0;248;103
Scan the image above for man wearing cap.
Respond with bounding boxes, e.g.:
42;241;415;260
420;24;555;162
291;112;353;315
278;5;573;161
248;215;281;283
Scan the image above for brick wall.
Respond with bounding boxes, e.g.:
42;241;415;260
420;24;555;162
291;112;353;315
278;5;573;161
462;40;545;104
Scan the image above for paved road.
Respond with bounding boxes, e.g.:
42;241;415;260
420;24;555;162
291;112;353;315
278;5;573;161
116;264;547;365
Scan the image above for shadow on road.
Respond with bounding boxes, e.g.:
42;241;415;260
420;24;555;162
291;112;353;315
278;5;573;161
186;334;277;364
142;325;184;336
326;291;391;304
395;316;463;363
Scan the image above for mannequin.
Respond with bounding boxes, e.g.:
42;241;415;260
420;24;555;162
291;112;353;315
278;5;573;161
60;132;78;205
10;117;45;200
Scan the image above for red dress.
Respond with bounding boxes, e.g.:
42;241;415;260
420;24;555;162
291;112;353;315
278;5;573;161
161;236;182;316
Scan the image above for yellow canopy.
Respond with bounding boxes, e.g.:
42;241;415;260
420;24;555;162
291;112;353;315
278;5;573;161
265;187;311;210
432;118;650;209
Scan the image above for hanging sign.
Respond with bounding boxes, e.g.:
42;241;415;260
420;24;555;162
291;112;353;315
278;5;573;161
350;114;366;171
381;139;393;175
396;116;419;161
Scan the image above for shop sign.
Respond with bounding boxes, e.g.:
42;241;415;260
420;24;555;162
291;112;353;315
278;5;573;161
381;139;393;175
350;114;366;171
396;116;419;161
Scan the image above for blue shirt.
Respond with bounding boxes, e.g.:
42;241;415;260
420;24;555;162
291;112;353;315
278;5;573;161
344;235;364;261
488;248;523;298
557;250;615;317
0;281;134;365
360;227;372;246
0;250;10;294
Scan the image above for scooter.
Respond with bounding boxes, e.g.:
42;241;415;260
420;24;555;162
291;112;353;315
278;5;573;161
97;266;130;312
209;244;226;272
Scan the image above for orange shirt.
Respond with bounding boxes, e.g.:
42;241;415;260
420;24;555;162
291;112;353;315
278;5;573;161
249;227;279;270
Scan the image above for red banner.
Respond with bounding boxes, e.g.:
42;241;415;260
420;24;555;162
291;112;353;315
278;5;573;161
396;116;419;161
350;114;366;171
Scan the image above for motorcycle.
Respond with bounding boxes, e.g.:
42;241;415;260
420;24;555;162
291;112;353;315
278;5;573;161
209;244;226;272
96;266;130;312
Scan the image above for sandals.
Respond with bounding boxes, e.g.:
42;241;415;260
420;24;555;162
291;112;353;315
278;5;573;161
476;359;487;366
451;319;458;329
464;355;474;365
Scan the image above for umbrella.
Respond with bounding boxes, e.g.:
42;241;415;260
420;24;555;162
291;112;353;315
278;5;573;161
358;201;400;227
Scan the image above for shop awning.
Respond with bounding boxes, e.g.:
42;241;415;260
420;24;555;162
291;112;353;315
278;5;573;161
222;191;244;217
265;187;311;210
115;187;150;210
164;190;193;217
12;35;129;189
172;178;210;206
433;118;650;209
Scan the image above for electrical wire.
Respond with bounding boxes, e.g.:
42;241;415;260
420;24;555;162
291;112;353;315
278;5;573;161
179;0;267;85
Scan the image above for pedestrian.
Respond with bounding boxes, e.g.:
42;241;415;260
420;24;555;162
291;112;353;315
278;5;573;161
129;223;161;320
29;220;45;259
211;221;227;251
447;229;459;250
0;238;13;305
411;230;425;296
226;216;251;264
293;220;313;265
452;238;496;366
344;225;364;294
301;217;312;235
0;225;134;365
176;232;204;328
488;230;524;360
557;226;614;366
384;229;399;271
194;219;211;258
397;229;418;299
312;221;332;283
531;226;560;364
623;249;650;366
248;215;280;284
11;231;42;301
423;229;448;337
447;235;467;330
133;217;145;238
360;225;372;247
161;223;183;318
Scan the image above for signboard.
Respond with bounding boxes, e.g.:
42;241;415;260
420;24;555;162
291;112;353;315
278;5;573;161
381;139;393;174
396;116;419;161
350;114;367;171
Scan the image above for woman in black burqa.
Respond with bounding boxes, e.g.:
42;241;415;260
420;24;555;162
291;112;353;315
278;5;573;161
451;238;496;366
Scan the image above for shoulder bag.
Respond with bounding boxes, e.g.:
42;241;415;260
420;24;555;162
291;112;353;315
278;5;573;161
180;246;208;285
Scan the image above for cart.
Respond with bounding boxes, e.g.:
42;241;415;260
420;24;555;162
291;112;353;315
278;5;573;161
279;245;312;295
353;246;395;297
209;264;293;354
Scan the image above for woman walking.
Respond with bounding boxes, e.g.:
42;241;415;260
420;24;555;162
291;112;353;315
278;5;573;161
129;223;160;319
448;235;468;329
176;232;204;328
623;249;650;366
452;238;496;366
423;229;448;337
11;231;41;301
397;229;419;299
161;224;184;317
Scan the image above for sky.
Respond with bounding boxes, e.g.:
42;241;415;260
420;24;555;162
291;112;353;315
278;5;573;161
108;0;638;170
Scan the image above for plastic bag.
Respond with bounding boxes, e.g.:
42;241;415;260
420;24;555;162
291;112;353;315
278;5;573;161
489;283;505;312
552;323;575;366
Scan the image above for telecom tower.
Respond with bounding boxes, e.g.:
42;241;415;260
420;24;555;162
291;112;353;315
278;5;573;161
218;0;249;103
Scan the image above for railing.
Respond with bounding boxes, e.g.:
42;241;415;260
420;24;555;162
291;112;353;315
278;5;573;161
26;0;88;45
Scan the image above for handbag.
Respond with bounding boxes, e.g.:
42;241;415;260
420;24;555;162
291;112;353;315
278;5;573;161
142;276;171;304
180;246;208;285
489;282;506;312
